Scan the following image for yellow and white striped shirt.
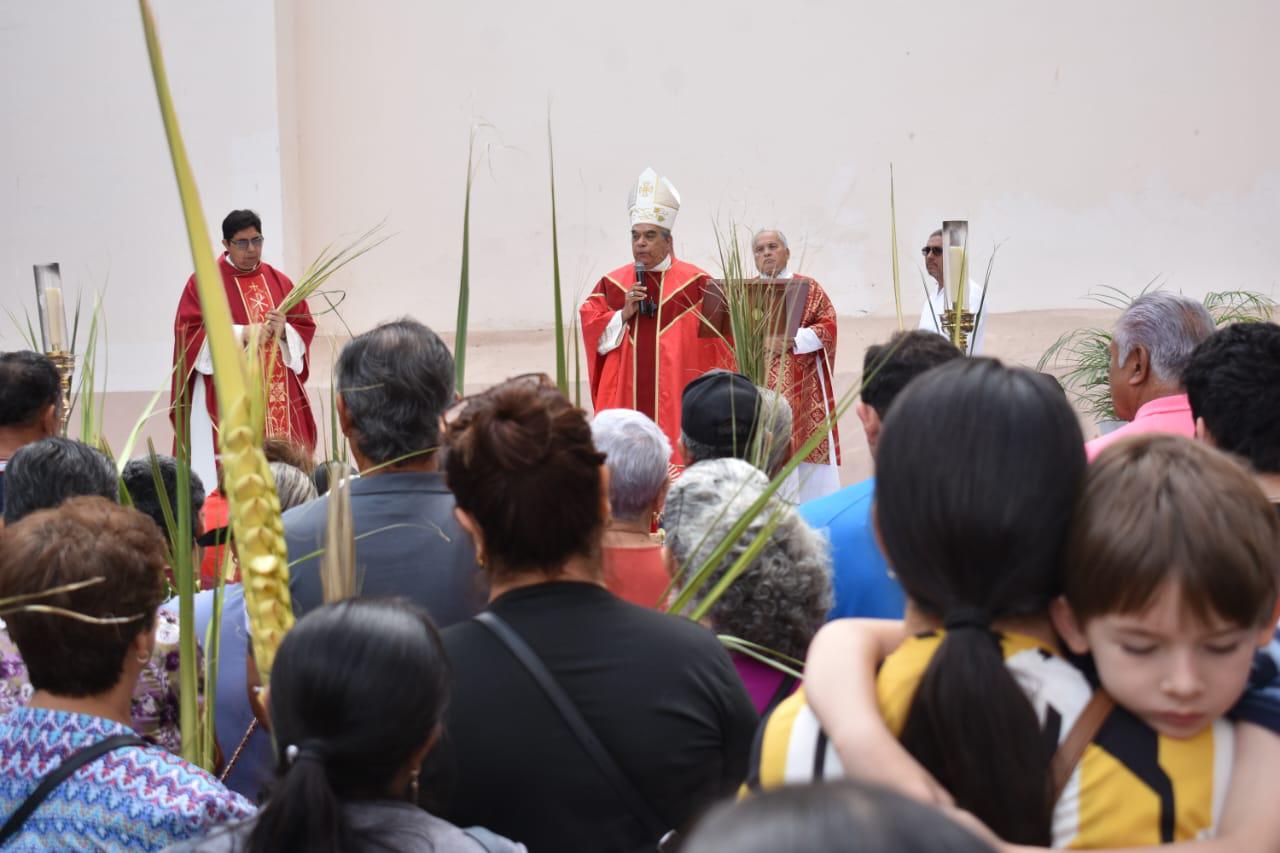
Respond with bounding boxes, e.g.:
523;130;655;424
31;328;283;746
747;631;1233;847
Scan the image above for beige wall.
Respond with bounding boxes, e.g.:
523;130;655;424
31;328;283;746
283;0;1278;340
0;1;287;393
3;0;1277;449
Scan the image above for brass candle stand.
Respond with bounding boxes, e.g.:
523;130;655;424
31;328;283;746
940;307;975;355
45;350;76;436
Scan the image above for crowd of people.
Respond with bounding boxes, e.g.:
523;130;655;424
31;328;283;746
1;259;1279;850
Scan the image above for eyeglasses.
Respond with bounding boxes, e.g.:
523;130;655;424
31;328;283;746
229;236;265;251
920;246;943;257
443;372;555;427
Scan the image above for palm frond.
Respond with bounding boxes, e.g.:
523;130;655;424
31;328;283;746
319;466;357;603
276;221;391;316
139;0;294;691
889;164;904;332
455;128;476;391
548;111;567;393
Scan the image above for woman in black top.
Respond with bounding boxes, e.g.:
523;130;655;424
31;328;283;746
426;375;758;853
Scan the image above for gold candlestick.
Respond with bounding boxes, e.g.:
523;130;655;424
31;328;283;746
45;350;76;437
940;307;976;355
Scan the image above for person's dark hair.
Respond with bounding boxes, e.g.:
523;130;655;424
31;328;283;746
222;209;262;240
0;497;166;696
120;455;206;550
1184;321;1280;474
3;437;118;525
263;437;316;476
861;330;963;419
1067;434;1280;630
876;358;1086;844
336;319;455;466
683;780;995;853
245;599;451;853
312;460;358;497
444;377;605;577
0;351;60;429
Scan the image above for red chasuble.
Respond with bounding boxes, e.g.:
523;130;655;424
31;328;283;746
580;258;733;460
170;255;318;453
767;278;840;465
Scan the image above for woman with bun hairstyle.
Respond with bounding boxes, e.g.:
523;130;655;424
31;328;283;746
429;374;758;853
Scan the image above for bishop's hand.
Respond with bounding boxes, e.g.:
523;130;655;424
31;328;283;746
621;284;648;322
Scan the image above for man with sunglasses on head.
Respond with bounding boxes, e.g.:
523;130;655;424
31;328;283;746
918;228;987;355
170;209;317;489
580;168;734;466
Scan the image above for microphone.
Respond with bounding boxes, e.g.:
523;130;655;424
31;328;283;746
635;263;656;317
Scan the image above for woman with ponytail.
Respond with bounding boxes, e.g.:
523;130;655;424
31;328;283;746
170;599;524;852
748;359;1089;846
429;374;758;853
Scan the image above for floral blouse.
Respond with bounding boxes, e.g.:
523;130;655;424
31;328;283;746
0;607;201;754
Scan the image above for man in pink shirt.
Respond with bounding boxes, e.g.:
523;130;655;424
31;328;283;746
1085;292;1215;461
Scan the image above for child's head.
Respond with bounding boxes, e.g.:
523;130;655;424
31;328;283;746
1054;434;1280;738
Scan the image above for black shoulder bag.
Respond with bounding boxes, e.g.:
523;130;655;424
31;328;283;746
0;733;147;844
474;611;680;852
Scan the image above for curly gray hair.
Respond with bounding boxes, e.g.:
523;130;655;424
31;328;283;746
754;387;794;478
664;458;832;660
271;461;318;512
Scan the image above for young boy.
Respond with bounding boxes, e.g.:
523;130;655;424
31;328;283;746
750;434;1280;847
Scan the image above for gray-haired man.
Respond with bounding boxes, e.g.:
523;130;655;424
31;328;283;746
1085;292;1215;460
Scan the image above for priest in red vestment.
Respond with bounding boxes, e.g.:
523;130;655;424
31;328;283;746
171;209;317;489
579;169;732;464
753;229;841;502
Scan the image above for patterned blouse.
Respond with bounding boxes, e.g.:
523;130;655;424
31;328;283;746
0;706;254;850
0;608;200;754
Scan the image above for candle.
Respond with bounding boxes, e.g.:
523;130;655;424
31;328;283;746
946;246;967;310
45;286;68;352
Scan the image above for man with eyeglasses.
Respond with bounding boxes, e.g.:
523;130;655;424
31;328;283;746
580;168;733;465
171;209;317;489
918;228;987;355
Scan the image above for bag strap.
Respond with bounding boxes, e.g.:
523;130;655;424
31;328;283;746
0;733;147;844
475;611;670;840
1050;689;1115;803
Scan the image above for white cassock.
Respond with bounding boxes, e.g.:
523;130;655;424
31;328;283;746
918;278;987;356
189;324;305;491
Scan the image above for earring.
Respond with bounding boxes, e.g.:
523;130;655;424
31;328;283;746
475;551;486;569
409;768;420;803
135;652;150;664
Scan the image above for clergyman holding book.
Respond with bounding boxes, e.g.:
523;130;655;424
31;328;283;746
752;229;841;502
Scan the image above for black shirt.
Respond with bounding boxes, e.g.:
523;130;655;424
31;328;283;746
428;582;758;853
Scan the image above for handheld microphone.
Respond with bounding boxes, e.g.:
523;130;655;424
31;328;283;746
635;263;657;317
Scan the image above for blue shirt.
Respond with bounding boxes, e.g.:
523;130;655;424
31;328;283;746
190;585;273;801
799;476;905;620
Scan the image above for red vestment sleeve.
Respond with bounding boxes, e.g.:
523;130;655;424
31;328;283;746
579;276;624;408
171;274;208;436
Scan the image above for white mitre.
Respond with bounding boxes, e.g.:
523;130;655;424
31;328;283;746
628;167;681;229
